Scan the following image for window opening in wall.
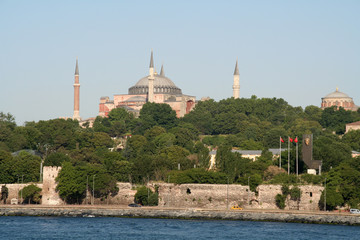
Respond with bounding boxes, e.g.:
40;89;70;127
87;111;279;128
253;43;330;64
310;192;312;197
186;188;191;194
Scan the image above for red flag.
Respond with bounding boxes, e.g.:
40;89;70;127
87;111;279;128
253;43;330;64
294;137;298;143
280;137;284;143
289;137;293;142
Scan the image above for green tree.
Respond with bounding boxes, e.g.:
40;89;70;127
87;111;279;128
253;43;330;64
20;184;42;204
56;162;86;204
134;186;158;206
1;185;9;204
0;151;15;183
13;151;41;183
35;118;80;151
275;194;286;209
319;187;344;211
216;144;242;181
342;130;360;151
320;106;356;134
194;142;210;168
159;145;191;170
313;134;352;171
138;102;178;132
44;152;71;167
304;105;322;122
144;126;166;141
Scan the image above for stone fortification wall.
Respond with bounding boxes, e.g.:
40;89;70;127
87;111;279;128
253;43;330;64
1;166;323;210
154;183;253;209
153;183;323;211
0;183;43;204
97;183;136;205
256;185;323;210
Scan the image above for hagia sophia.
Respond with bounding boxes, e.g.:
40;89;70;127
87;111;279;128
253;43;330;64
70;52;358;123
98;51;198;118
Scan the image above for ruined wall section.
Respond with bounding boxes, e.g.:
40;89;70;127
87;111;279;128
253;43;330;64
154;183;323;211
98;183;136;205
2;166;323;210
155;183;254;209
0;183;43;204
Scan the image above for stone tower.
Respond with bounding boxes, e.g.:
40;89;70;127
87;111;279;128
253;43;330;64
232;60;240;99
148;50;155;102
73;58;81;120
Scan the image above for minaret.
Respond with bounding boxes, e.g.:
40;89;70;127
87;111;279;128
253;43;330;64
148;50;155;102
73;57;81;120
232;60;240;99
160;64;165;76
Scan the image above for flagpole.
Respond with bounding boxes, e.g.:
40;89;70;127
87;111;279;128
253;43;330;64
296;136;298;177
279;137;282;169
288;136;290;175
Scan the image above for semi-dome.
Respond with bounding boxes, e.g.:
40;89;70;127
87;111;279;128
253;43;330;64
128;74;182;95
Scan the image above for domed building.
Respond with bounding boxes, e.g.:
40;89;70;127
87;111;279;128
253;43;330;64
321;88;358;111
99;52;196;117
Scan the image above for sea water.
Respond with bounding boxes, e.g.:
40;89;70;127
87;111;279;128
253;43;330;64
0;216;358;239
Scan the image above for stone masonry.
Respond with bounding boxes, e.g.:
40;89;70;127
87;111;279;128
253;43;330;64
1;167;323;210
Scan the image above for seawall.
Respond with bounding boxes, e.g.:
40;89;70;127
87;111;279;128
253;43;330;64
1;206;359;225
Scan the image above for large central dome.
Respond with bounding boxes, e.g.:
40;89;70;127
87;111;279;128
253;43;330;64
128;73;182;95
323;89;351;99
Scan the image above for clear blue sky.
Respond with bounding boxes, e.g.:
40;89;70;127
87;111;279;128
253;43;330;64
1;0;359;125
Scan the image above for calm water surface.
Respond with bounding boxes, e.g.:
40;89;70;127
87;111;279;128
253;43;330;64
0;216;359;239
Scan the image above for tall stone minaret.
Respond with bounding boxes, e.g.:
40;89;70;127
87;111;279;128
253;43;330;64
148;50;155;102
73;57;81;120
232;60;240;99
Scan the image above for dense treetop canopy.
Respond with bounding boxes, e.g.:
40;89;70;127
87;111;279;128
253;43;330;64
1;98;360;207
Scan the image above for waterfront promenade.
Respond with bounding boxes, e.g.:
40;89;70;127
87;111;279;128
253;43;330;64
1;205;359;225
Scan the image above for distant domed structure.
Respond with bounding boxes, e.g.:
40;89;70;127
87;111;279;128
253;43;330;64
321;88;358;111
99;52;196;117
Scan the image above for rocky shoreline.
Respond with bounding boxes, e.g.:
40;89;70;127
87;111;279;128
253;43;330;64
1;206;360;225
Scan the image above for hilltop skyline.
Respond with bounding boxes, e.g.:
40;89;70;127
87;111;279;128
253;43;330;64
1;0;359;124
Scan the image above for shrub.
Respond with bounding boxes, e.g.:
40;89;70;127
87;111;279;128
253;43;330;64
290;186;301;201
269;173;297;184
281;185;290;195
275;194;286;209
169;168;228;184
134;186;158;206
319;187;344;211
264;166;287;181
300;174;323;185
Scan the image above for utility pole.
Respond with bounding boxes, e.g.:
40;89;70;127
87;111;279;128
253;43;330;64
226;177;229;210
168;175;170;208
288;137;290;175
147;176;150;205
21;175;24;204
86;176;88;205
248;176;250;205
40;160;43;183
324;177;327;211
92;174;96;205
296;136;298;177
